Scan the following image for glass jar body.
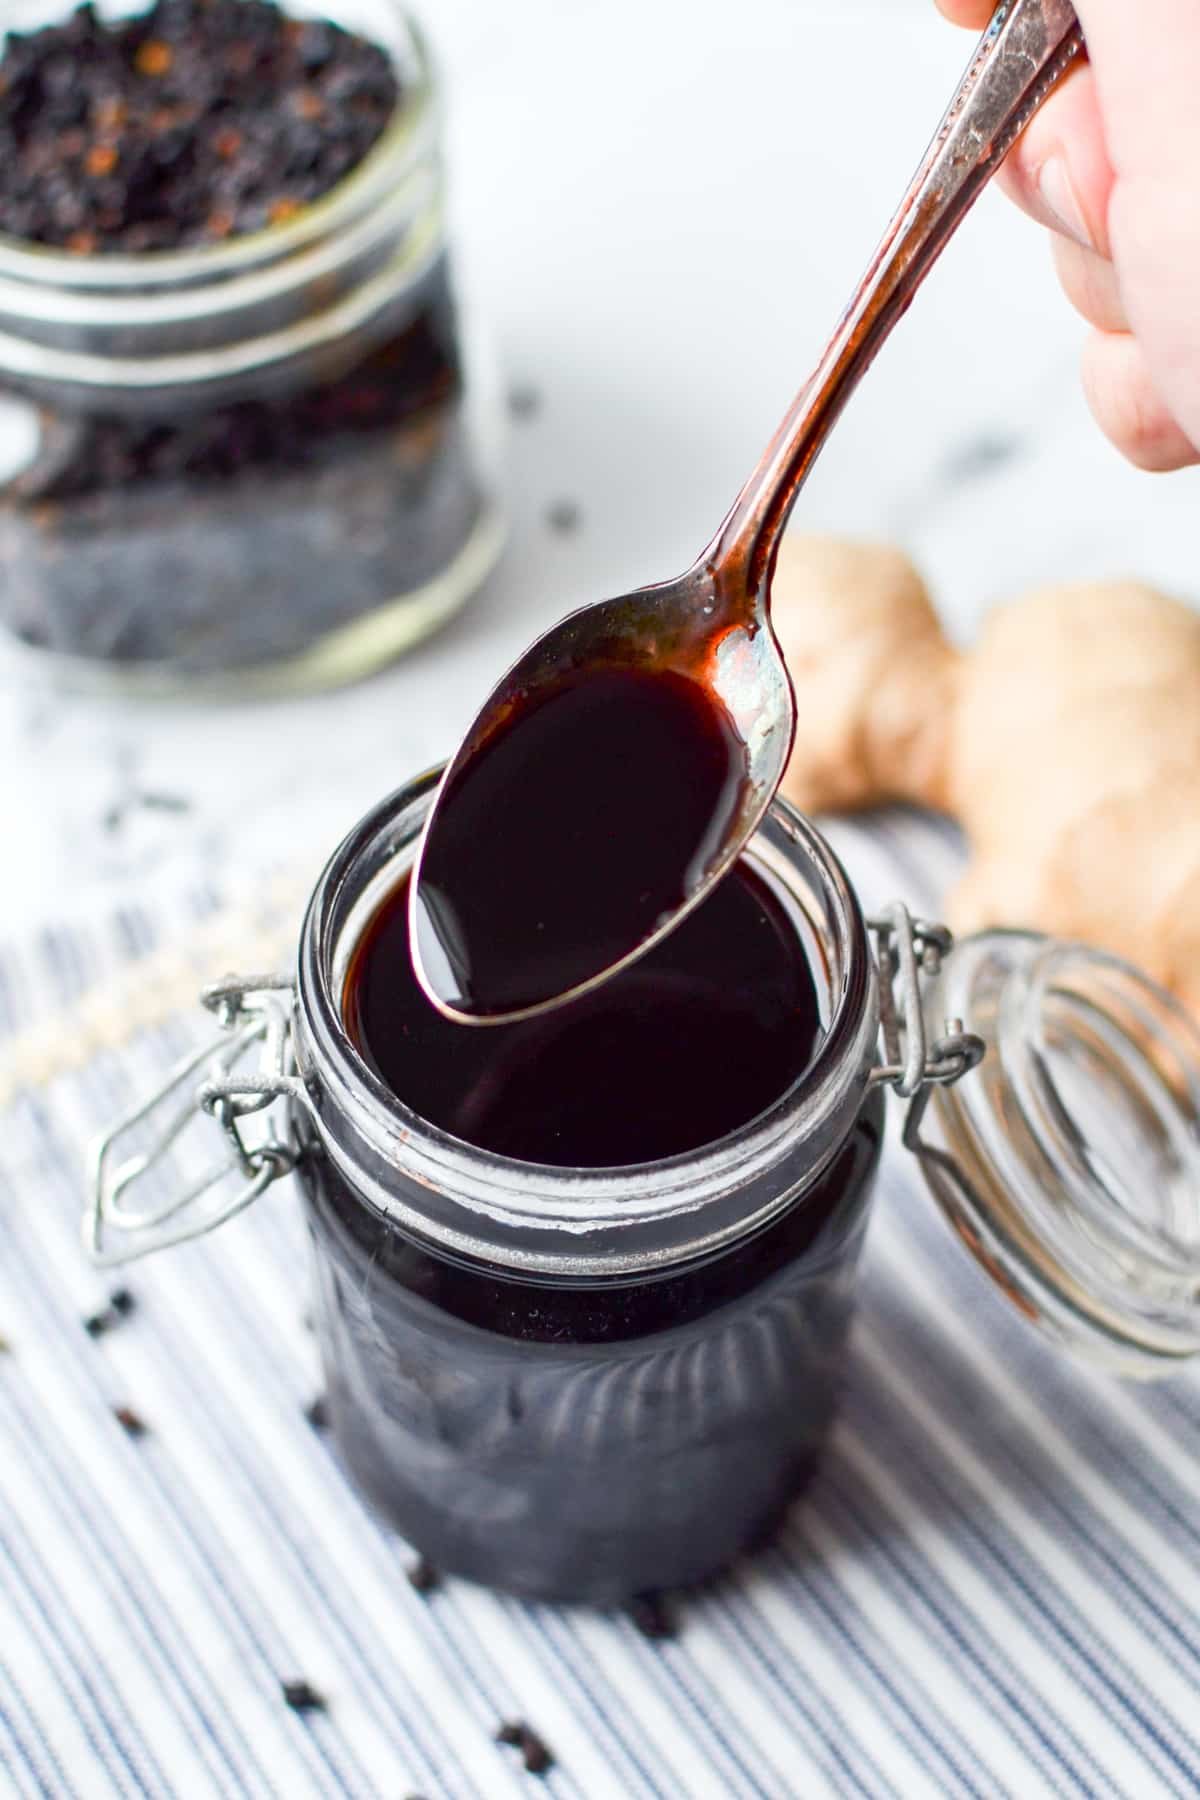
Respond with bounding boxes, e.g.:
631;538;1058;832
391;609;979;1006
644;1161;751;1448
0;2;504;695
296;1087;883;1604
287;769;885;1604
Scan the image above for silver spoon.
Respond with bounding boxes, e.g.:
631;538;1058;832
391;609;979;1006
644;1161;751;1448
412;0;1084;1026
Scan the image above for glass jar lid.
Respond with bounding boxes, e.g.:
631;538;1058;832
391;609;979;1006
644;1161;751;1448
916;929;1200;1378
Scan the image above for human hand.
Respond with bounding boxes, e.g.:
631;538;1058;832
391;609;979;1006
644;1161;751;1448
936;1;1200;471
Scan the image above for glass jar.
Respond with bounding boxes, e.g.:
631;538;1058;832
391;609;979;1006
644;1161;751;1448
0;1;504;695
917;930;1200;1372
290;774;894;1604
88;774;1200;1605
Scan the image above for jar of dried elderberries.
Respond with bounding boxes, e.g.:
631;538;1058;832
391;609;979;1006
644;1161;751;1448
0;0;504;694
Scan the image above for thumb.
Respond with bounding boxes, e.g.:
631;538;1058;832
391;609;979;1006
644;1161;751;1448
996;0;1200;244
993;59;1113;256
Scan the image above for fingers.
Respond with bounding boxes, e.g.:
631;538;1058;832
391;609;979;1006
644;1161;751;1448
934;21;1114;262
1080;332;1200;472
938;0;1200;181
932;1;1200;472
993;63;1113;258
1105;177;1200;451
1051;236;1128;334
1071;0;1200;177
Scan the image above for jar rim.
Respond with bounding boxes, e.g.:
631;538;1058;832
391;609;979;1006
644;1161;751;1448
293;767;880;1277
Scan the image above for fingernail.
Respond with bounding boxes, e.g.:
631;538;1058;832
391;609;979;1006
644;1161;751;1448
1038;157;1090;247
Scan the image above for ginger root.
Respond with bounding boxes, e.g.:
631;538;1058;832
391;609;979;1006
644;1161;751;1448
773;535;1200;1019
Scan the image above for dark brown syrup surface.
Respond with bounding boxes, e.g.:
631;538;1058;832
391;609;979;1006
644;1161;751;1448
346;855;823;1167
410;666;751;1020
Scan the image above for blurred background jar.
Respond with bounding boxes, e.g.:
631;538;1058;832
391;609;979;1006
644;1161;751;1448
0;0;505;696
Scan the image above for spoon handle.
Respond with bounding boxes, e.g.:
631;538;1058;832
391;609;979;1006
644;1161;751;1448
710;0;1084;601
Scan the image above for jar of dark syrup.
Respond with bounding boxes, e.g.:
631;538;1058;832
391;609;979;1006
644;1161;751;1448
291;774;911;1605
89;771;1200;1605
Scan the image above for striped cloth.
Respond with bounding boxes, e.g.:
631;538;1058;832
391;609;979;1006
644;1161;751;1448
1;811;1198;1800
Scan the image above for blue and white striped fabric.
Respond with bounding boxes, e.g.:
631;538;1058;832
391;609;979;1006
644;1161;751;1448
2;812;1198;1800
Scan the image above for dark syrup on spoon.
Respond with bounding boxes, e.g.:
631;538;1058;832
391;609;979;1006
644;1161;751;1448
411;666;751;1019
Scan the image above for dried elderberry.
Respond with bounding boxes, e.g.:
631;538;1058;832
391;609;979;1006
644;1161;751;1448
84;1288;137;1338
281;1678;326;1713
627;1590;678;1641
0;0;400;253
405;1556;441;1595
496;1721;554;1777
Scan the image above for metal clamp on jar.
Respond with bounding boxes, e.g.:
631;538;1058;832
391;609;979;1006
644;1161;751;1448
85;773;1200;1604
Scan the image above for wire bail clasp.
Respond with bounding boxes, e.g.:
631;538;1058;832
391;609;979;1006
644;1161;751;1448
86;975;306;1268
868;903;985;1142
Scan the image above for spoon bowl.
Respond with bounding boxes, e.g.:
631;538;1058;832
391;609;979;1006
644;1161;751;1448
413;0;1085;1027
409;563;795;1024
